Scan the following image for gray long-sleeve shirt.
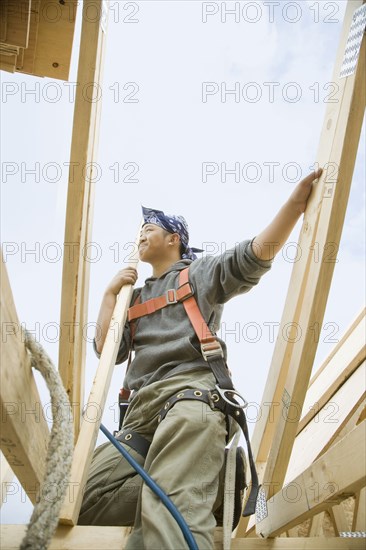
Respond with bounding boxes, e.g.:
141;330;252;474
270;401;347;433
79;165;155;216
94;237;274;392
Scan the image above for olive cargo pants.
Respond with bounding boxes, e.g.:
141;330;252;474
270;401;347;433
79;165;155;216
78;367;233;549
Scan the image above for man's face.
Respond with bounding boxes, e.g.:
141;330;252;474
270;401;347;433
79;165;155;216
138;223;173;263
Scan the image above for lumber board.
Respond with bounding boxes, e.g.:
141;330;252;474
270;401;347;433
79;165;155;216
58;0;108;438
0;1;6;41
285;361;365;483
252;0;364;470
15;45;24;70
309;513;325;537
327;397;366;450
308;309;365;387
247;0;366;489
58;228;141;525
32;0;77;80
1;526;366;550
353;488;366;531
0;525;132;550
20;0;40;75
241;377;364;535
0;52;17;72
0;0;31;48
298;309;365;432
256;421;366;538
0;254;49;504
329;502;350;536
239;2;366;530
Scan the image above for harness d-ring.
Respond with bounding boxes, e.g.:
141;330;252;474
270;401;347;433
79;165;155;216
214;384;248;409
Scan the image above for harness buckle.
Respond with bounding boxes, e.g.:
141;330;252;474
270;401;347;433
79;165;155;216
201;340;224;360
165;289;177;304
215;384;248;409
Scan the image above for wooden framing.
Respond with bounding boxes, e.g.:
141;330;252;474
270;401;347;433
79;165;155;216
0;1;31;49
352;488;366;531
309;513;325;537
58;0;108;438
255;422;366;538
298;309;365;433
249;0;365;466
235;0;366;537
285;361;365;482
0;255;49;504
58;227;141;526
1;1;365;548
32;0;77;80
1;526;366;550
328;503;350;536
0;0;77;79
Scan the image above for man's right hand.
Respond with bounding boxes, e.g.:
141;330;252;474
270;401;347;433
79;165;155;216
105;267;138;296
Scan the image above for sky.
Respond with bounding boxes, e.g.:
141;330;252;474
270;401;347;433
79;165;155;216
1;0;365;524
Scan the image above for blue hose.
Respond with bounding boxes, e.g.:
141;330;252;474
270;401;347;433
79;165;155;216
99;423;199;550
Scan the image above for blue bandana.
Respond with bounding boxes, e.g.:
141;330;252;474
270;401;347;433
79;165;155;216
141;206;203;261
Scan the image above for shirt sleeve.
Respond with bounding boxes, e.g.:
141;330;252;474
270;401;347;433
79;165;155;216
92;321;131;365
190;237;274;305
92;288;141;365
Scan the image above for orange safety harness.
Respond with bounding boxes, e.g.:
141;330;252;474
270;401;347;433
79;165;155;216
116;266;259;517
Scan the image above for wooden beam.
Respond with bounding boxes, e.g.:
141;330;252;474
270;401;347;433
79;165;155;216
242;340;366;537
238;3;366;531
243;364;365;537
328;502;350;536
256;421;366;538
58;228;141;525
352;488;366;531
309;513;325;537
19;0;40;75
249;0;365;464
298;309;365;432
0;254;49;504
0;52;17;72
32;0;77;80
285;361;365;483
327;397;366;452
0;1;31;48
58;0;108;438
0;525;131;550
1;526;366;550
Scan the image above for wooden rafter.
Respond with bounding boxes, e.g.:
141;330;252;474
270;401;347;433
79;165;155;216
0;0;77;79
352;487;366;531
298;309;365;433
58;0;108;438
285;362;365;483
255;421;366;538
58;227;141;526
0;255;49;504
236;0;366;537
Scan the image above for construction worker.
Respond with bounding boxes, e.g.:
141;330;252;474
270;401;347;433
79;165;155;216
78;168;322;549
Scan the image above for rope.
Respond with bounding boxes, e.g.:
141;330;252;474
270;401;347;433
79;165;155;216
20;330;74;550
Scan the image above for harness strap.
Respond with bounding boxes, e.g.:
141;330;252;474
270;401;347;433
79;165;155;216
158;388;225;423
128;282;194;321
115;428;151;458
178;267;260;517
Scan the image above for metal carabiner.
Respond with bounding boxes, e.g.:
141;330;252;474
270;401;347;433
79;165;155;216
215;384;248;409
